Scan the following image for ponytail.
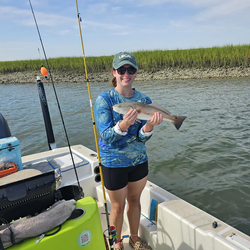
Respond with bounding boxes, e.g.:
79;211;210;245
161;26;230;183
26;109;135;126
111;77;117;87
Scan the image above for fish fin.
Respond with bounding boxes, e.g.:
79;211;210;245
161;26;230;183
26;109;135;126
149;103;171;114
172;116;187;130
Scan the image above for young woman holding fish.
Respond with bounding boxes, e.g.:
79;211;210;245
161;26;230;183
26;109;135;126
94;52;163;250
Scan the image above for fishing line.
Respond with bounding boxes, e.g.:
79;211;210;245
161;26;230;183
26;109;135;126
38;48;41;62
28;0;83;196
74;1;113;249
38;48;48;83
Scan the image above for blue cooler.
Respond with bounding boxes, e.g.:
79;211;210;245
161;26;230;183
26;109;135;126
0;137;23;171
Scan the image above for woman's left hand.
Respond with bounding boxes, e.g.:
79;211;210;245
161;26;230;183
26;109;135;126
148;112;163;126
142;112;163;133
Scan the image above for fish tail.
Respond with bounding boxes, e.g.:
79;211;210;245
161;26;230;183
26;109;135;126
172;116;187;130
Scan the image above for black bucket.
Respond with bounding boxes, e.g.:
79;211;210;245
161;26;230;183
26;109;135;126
58;185;83;201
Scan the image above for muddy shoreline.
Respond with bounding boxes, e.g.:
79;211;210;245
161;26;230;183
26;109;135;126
1;67;250;84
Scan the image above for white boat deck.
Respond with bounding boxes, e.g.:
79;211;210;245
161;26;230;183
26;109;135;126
18;144;250;250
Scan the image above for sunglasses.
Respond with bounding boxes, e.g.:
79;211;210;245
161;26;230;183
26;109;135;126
116;66;137;75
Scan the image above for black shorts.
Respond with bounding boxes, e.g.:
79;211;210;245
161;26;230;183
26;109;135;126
102;161;148;191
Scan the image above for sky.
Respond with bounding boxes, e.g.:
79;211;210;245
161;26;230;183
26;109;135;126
0;0;250;61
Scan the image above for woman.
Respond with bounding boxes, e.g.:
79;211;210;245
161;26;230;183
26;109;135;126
94;52;163;250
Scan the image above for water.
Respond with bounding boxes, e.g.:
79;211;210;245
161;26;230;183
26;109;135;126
1;77;250;236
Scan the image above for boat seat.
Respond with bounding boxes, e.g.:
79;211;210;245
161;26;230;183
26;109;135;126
0;169;43;186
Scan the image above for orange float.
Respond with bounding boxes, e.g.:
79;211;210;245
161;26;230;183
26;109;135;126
40;66;47;76
41;65;48;82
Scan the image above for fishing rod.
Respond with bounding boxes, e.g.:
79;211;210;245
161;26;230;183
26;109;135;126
74;1;114;249
28;0;83;197
37;76;56;150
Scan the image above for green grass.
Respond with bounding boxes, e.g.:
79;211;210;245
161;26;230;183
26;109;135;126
1;44;250;74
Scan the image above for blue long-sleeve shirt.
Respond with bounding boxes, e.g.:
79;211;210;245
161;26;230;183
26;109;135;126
94;88;152;168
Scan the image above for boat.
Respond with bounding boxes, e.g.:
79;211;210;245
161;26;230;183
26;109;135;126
0;80;250;250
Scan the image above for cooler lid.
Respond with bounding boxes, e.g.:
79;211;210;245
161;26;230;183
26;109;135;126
0;137;20;150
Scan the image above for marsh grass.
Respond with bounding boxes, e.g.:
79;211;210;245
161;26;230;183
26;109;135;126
1;44;249;74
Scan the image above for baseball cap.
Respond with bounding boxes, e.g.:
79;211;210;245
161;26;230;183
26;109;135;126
112;52;138;70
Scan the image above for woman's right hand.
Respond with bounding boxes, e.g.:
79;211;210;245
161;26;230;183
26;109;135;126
119;109;138;132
